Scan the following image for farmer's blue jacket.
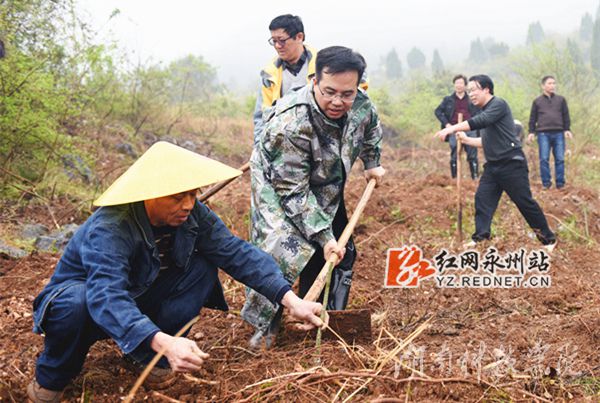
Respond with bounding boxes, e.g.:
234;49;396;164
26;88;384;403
32;200;290;354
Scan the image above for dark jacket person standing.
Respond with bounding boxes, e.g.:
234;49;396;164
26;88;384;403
435;75;556;250
527;75;572;189
434;74;481;179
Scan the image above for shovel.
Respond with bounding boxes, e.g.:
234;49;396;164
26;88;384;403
198;161;250;202
456;113;463;243
302;179;377;344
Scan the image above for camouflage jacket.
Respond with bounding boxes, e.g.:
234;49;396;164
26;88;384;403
241;83;382;331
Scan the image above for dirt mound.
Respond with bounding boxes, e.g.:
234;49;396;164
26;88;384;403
1;146;599;402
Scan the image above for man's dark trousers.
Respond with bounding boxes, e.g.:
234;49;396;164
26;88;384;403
298;199;356;310
472;158;555;244
34;255;218;391
449;131;479;178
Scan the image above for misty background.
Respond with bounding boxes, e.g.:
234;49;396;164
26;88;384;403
3;0;600;200
77;0;598;92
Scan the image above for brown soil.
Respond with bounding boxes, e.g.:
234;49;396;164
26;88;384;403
1;145;599;402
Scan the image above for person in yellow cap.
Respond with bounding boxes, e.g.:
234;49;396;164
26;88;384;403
26;142;325;403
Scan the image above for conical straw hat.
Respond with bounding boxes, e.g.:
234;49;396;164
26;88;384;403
94;141;242;206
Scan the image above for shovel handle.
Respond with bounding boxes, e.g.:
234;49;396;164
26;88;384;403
198;162;250;202
456;113;463;243
304;179;377;302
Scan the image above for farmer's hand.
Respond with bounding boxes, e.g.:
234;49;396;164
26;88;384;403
281;291;327;331
435;126;453;142
365;166;386;187
151;332;209;372
565;130;573;139
527;133;535;144
324;239;345;263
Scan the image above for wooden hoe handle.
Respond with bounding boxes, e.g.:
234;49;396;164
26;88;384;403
456;113;463;242
304;179;377;302
198;161;250;202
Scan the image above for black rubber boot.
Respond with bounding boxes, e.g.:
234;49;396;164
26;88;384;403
327;267;353;310
469;161;479;179
327;239;357;310
450;162;457;179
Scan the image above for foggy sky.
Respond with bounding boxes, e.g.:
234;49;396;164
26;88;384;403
78;0;598;92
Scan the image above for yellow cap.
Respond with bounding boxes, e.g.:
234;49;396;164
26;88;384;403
94;141;242;206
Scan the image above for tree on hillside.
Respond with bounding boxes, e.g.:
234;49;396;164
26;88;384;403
132;55;219;135
431;49;444;75
166;54;219;104
468;38;488;63
526;21;545;45
567;38;584;64
488;42;510;58
591;17;600;72
384;48;402;79
580;12;594;41
0;0;100;186
482;37;510;58
407;47;426;70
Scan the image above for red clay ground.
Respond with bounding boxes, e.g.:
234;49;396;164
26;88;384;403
1;145;599;402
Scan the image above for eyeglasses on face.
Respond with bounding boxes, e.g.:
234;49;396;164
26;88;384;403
268;36;292;47
316;83;357;103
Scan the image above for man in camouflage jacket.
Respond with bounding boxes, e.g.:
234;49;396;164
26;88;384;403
241;46;385;348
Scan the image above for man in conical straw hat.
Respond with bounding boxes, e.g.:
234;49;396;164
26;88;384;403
27;142;325;402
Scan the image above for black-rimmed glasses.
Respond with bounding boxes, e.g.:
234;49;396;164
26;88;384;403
316;83;357;103
268;36;292;47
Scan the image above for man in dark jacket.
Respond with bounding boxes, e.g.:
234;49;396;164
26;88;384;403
434;74;481;179
527;75;573;189
27;142;325;403
435;75;556;250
